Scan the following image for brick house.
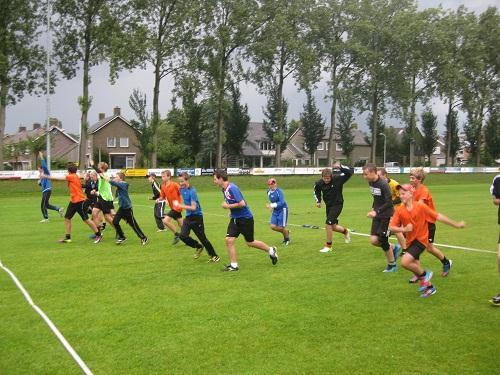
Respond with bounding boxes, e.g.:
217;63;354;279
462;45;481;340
87;107;142;169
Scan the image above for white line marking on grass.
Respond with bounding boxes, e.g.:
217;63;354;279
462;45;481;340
0;260;93;375
135;205;496;255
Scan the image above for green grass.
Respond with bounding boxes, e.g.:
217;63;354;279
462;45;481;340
0;174;499;374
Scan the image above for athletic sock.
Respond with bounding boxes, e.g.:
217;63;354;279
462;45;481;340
419;271;426;278
441;257;448;265
174;232;180;237
326;242;332;247
95;230;101;236
388;262;396;267
65;234;71;240
230;262;238;268
343;228;347;235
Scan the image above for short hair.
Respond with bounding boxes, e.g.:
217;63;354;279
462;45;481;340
67;164;78;173
378;167;388;176
214;169;228;181
410;167;426;181
362;163;377;173
161;170;171;177
116;172;125;180
321;168;333;178
179;172;190;180
98;162;108;172
90;171;98;177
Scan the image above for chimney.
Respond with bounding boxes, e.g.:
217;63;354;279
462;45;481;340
99;113;105;120
113;107;121;116
33;122;41;130
18;126;27;133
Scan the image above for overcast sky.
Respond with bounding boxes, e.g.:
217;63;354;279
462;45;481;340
5;0;497;136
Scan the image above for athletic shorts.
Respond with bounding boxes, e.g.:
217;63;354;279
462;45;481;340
95;197;114;215
166;209;182;220
65;200;89;221
371;217;390;238
270;208;288;228
406;240;426;260
325;204;343;225
428;222;436;243
226;217;254;242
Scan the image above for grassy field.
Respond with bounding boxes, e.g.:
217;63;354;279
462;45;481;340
0;174;499;374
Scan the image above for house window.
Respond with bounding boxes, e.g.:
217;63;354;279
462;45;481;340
259;141;275;150
126;156;135;168
119;137;129;148
107;137;116;147
336;143;343;151
317;142;324;151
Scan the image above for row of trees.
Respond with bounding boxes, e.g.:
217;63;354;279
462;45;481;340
1;1;499;170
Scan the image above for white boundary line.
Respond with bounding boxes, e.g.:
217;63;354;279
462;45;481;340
0;260;93;375
135;204;496;254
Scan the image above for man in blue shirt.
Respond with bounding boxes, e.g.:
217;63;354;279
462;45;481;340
175;172;219;262
106;172;148;245
213;169;278;271
266;178;290;245
37;151;63;222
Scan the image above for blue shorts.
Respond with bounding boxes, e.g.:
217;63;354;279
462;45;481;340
270;208;288;228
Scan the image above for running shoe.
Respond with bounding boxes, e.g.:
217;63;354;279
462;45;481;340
408;275;419;283
94;235;103;244
319;246;332;253
420;286;437;298
172;235;180;245
208;256;221;263
58;238;71;243
221;264;239;272
418;270;433;292
442;259;453;277
194;246;204;259
344;229;351;243
156;228;166;232
282;238;290;246
89;234;97;239
141;237;149;246
489;295;500;306
40;218;49;223
269;246;278;265
116;237;126;245
382;265;397;273
58;207;64;217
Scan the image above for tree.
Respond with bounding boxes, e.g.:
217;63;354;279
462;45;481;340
53;0;127;168
224;83;250;158
420;108;438;166
335;98;355;163
262;86;288;159
484;104;500;162
129;89;152;167
301;89;325;166
0;0;46;170
444;109;460;166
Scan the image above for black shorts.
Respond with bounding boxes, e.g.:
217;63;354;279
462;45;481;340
226;217;254;242
406;240;426;260
428;222;436;243
166;209;182;220
371;217;390;238
95;197;114;215
65;201;89;221
325;204;343;225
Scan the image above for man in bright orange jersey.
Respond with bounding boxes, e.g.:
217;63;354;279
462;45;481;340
157;169;183;245
390;184;465;298
41;164;102;243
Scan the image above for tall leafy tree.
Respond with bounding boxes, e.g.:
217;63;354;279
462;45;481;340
129;89;152;167
0;0;46;170
484;104;500;161
262;86;288;157
420;108;438;166
224;82;250;157
335;97;355;163
53;0;127;168
300;88;325;166
444;109;460;166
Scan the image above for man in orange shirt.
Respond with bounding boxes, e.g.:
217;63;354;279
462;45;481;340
157;169;183;244
41;164;102;243
389;184;465;298
409;167;453;279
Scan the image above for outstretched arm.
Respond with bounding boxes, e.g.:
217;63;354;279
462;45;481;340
436;213;465;229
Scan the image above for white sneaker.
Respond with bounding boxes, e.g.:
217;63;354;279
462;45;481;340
344;229;351;244
40;218;49;223
319;246;332;253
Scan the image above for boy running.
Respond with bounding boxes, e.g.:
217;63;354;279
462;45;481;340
157;170;183;244
362;163;400;272
314;161;353;252
389;183;465;298
176;172;219;262
409;167;452;278
41;164;102;243
213;169;278;271
37;151;63;222
91;162;115;233
266;178;290;245
147;172;166;232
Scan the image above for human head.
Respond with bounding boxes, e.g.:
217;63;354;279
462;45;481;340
178;172;190;188
409;167;425;187
83;171;90;181
98;162;108;172
67;163;78;174
114;172;125;181
147;172;156;182
213;169;228;187
377;167;388;181
161;169;171;182
396;183;415;203
90;171;98;181
362;163;378;182
267;178;277;190
321;168;333;183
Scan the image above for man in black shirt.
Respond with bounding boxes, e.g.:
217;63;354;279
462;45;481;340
148;173;165;231
314;161;353;252
490;174;500;306
362;163;400;272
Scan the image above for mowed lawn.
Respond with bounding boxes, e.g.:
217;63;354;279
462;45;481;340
0;174;498;374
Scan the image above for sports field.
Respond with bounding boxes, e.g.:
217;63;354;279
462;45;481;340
1;174;498;374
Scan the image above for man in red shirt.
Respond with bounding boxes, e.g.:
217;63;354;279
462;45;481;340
157;169;183;244
389;184;465;298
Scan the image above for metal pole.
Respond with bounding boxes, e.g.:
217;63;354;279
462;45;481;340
45;0;52;167
379;133;386;167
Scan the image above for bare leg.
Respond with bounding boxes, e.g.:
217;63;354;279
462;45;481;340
65;218;71;235
427;243;445;261
225;236;238;263
163;216;178;234
246;239;271;252
401;253;423;275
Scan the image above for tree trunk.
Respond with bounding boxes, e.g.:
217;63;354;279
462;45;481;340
78;42;91;170
476;104;484;167
328;66;338;166
370;87;378;164
445;99;452;166
409;75;416;167
151;58;161;168
0;84;6;171
215;67;226;169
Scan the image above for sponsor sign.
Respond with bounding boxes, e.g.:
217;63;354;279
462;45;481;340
176;168;196;176
200;168;216;176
